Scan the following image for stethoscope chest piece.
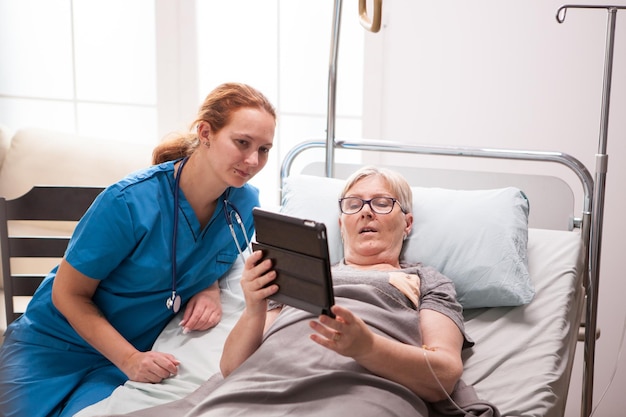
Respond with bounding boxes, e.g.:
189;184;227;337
166;291;181;314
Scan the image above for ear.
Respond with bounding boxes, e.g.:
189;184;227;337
404;212;414;237
338;217;344;242
198;121;211;140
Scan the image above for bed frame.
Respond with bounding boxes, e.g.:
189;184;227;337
281;3;622;417
279;138;591;417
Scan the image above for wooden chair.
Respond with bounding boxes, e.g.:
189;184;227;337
0;186;104;326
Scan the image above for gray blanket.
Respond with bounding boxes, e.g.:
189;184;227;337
101;266;500;417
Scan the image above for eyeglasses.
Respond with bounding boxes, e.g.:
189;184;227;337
338;197;406;215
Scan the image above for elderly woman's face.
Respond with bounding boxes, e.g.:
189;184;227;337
339;175;413;267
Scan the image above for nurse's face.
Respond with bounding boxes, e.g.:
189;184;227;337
200;107;275;188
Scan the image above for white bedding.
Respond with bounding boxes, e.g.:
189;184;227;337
77;228;584;417
75;260;246;417
463;228;584;417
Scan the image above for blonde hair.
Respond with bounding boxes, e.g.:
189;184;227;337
152;82;276;164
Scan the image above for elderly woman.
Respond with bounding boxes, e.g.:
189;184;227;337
104;166;498;417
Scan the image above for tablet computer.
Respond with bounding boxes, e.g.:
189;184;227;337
251;207;335;317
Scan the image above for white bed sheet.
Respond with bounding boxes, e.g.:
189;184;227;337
462;228;585;417
77;228;584;417
75;260;246;417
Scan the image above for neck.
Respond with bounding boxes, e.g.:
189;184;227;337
343;259;401;271
175;155;225;228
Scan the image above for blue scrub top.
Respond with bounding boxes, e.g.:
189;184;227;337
8;160;259;352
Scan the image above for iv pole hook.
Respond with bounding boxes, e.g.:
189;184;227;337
556;4;626;23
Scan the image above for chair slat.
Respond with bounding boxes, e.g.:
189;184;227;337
1;186;104;326
5;186;102;221
10;275;45;296
8;237;71;258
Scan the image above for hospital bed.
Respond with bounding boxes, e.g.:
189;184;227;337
80;2;618;417
77;137;592;417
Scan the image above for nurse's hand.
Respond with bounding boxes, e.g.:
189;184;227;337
179;282;222;333
123;350;180;383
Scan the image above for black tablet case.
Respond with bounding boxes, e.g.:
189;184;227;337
251;208;335;317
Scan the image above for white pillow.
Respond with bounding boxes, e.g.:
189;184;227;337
281;174;533;309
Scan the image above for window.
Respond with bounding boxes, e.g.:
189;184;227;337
0;0;158;143
0;0;364;205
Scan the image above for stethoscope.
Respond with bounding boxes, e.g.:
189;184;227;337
166;156;251;313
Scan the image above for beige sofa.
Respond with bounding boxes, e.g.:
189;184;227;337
0;126;155;332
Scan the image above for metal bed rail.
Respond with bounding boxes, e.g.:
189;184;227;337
280;138;594;253
281;139;593;207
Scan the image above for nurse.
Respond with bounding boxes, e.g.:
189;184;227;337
0;82;276;417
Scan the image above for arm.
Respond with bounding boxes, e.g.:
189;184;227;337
52;259;180;383
309;305;464;402
220;250;280;377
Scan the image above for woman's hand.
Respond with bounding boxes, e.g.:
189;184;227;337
219;250;278;377
240;250;278;315
309;304;374;358
312;304;465;402
121;350;181;383
179;282;222;333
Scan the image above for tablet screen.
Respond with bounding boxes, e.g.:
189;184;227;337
252;208;335;317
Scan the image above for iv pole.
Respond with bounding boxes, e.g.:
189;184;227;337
325;0;382;178
557;5;625;417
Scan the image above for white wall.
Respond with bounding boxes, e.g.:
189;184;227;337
362;1;626;416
